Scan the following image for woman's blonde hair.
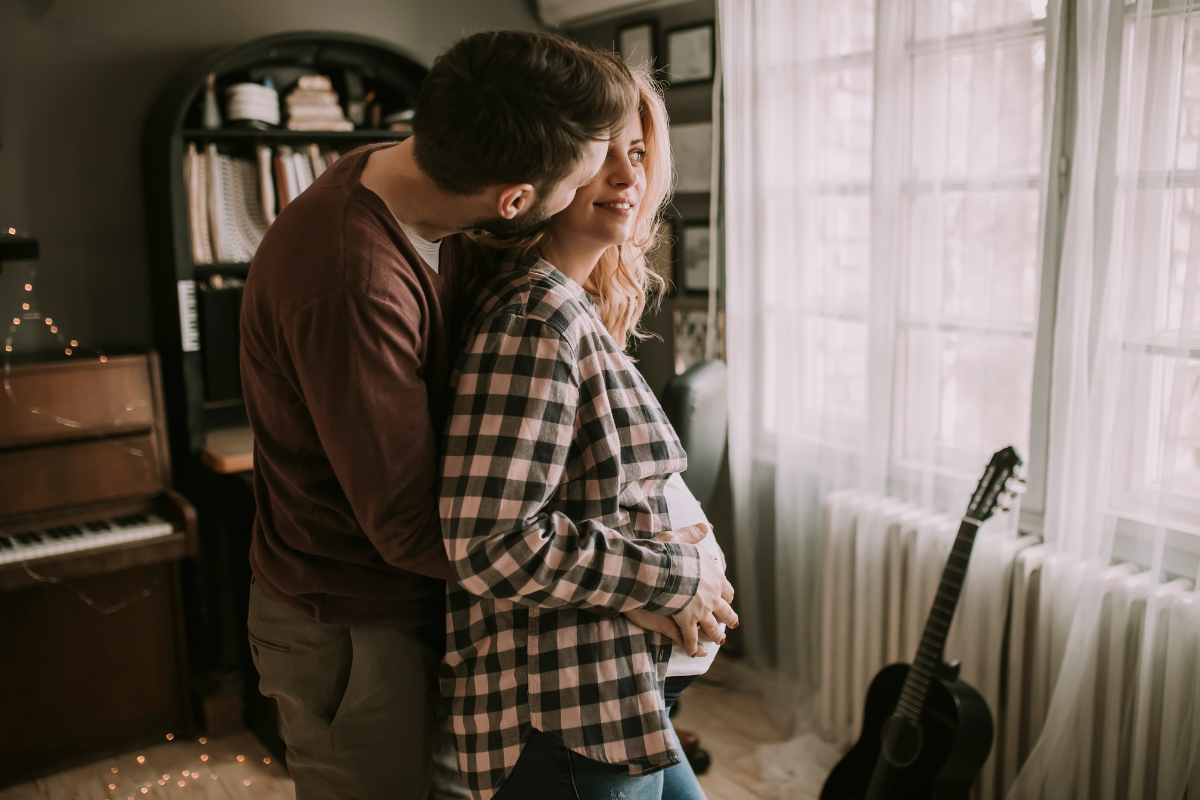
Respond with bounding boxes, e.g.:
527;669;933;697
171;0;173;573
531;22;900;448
463;64;673;351
576;64;672;350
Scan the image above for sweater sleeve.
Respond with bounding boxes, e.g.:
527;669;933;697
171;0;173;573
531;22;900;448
439;312;700;614
288;285;452;581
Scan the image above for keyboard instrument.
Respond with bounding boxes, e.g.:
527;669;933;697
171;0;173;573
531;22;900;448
0;351;197;784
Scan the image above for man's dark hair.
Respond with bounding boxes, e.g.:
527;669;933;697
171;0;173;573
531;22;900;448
412;31;636;196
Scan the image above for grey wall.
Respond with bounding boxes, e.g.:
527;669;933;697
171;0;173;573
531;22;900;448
0;0;538;350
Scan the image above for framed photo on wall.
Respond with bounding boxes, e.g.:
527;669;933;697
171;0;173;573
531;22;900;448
676;221;711;294
669;122;713;193
673;308;725;375
617;21;657;68
665;23;715;85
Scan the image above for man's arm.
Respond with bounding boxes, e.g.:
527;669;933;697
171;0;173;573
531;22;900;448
288;284;452;581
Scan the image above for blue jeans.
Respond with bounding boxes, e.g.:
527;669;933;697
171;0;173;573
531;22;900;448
493;691;708;800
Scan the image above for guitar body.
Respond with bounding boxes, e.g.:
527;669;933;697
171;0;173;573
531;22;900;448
820;664;994;800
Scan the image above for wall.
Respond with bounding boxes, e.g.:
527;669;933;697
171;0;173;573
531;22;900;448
0;0;538;350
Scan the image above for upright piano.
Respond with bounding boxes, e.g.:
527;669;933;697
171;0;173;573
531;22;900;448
0;351;197;785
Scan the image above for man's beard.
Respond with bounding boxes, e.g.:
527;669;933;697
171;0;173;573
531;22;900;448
465;194;553;240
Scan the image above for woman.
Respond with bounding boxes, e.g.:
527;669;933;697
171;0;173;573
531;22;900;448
439;66;736;800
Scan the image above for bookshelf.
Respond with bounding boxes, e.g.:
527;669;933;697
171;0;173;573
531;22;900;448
140;31;428;745
142;32;427;478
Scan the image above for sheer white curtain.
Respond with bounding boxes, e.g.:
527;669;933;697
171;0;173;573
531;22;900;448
722;0;1057;699
1009;0;1200;796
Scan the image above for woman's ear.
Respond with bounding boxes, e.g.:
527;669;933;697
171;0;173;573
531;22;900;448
495;183;537;220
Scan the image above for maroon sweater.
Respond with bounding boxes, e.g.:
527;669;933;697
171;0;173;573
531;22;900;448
240;144;461;626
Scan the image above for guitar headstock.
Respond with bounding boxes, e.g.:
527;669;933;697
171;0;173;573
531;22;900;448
965;446;1025;524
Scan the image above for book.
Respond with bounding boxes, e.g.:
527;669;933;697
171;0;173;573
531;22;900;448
256;144;276;226
184;143;213;265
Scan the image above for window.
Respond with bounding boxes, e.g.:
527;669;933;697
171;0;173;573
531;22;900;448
757;0;1058;512
1112;1;1200;532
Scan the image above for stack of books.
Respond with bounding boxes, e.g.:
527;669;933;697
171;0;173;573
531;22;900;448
185;142;341;265
286;75;353;132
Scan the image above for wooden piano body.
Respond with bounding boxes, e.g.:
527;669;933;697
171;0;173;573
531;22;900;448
0;351;198;786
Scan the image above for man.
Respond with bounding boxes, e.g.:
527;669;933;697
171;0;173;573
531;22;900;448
241;31;707;800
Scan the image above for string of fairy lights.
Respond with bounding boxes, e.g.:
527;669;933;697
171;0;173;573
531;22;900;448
100;732;281;798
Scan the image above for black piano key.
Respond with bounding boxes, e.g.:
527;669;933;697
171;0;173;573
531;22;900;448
0;536;12;549
67;524;82;535
15;532;40;545
87;520;110;532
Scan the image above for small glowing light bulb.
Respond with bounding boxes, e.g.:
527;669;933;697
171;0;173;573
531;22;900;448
111;768;118;774
12;318;19;325
70;340;77;346
236;755;244;762
7;228;14;234
23;284;30;291
243;780;251;786
137;756;145;764
165;733;173;740
65;348;72;355
5;346;11;352
178;781;186;787
199;737;207;744
263;757;271;764
210;774;218;780
21;304;27;310
108;785;115;790
44;317;52;325
200;754;208;761
157;780;165;786
163;774;169;780
99;355;107;362
50;326;57;333
140;788;148;794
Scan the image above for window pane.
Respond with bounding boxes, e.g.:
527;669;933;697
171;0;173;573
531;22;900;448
913;0;1047;40
911;39;1045;182
895;328;1035;466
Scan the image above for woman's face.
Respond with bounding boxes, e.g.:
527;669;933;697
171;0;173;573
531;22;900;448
547;106;646;249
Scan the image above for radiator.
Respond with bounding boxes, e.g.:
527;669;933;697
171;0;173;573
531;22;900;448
817;491;1200;799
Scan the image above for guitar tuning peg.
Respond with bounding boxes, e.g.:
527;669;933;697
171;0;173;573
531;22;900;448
998;506;1012;514
1005;477;1027;495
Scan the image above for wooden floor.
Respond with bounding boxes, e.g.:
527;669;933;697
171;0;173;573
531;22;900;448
2;658;836;800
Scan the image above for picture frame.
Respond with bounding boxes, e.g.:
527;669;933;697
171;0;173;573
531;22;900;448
675;220;712;294
669;122;713;193
673;308;726;375
617;21;658;69
665;22;715;85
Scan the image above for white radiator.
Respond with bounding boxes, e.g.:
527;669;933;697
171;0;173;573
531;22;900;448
817;491;1200;799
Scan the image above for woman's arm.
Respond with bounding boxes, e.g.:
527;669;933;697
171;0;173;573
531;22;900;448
440;312;701;615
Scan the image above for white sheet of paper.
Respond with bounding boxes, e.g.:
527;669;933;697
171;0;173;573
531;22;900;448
663;472;724;677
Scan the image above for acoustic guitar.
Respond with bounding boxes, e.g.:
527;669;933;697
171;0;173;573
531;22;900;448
820;446;1025;800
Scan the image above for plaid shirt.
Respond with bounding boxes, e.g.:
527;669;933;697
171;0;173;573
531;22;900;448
439;250;702;799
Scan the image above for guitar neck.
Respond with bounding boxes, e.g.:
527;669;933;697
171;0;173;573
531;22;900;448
893;515;984;720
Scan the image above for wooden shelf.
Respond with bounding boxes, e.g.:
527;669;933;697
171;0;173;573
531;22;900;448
181;128;410;142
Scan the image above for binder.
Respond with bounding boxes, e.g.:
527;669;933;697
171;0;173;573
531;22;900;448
197;280;244;402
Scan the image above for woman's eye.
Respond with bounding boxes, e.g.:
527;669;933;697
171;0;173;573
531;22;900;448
631;149;647;163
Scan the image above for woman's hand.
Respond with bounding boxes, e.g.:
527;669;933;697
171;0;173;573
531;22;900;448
622;608;701;656
652;524;738;657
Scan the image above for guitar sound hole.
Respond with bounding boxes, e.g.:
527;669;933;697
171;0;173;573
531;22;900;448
881;714;923;768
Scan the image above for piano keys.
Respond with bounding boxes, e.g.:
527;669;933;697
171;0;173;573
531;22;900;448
0;351;197;786
0;513;174;565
